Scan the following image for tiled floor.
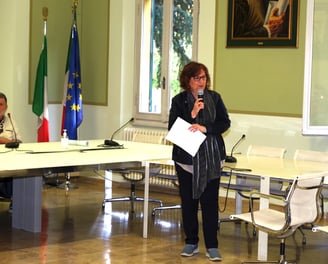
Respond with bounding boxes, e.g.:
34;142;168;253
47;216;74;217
0;175;327;263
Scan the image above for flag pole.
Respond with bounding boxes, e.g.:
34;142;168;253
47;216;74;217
32;6;50;142
42;7;48;35
73;0;78;9
73;0;78;18
62;0;83;140
72;0;79;140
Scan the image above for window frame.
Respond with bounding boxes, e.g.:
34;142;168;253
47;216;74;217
302;0;328;135
133;0;199;127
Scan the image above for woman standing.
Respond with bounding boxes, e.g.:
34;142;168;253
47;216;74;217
168;62;230;261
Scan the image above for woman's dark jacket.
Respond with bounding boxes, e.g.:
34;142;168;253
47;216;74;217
168;90;231;165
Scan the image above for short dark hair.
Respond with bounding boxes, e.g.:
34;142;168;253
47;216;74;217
179;61;211;91
0;92;7;103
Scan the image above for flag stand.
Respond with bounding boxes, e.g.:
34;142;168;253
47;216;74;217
57;172;78;191
58;0;82;191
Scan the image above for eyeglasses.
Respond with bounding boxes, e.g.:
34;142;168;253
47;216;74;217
192;75;206;82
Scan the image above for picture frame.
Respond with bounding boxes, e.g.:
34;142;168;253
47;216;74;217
226;0;299;48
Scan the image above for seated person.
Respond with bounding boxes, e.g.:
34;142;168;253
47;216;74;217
0;92;22;212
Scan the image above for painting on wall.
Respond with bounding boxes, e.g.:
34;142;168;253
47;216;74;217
226;0;299;47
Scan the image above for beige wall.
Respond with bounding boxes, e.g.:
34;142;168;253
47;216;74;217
1;0;328;157
215;0;305;116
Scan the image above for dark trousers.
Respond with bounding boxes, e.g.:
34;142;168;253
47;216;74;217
0;177;13;199
176;164;219;249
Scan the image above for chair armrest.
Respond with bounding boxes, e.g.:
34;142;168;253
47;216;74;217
248;190;287;212
246;190;290;233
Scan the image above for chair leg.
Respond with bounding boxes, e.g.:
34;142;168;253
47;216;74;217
321;194;324;218
102;182;163;212
242;238;297;264
279;239;286;263
249;198;257;236
297;226;306;245
151;204;181;216
218;195;256;237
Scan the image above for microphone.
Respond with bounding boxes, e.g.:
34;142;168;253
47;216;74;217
225;134;246;163
5;113;20;149
104;117;134;146
197;89;204;101
197;89;204;119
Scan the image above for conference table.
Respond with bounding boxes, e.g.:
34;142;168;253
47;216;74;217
143;154;328;261
3;140;328;261
0;140;172;233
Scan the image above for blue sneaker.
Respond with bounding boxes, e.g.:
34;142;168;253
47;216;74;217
180;244;199;257
206;248;222;261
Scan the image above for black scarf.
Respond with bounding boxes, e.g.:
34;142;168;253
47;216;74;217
187;90;222;199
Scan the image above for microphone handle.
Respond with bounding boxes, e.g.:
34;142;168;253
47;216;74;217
197;89;204;101
110;117;134;141
5;113;20;149
225;134;245;163
7;113;18;142
197;94;204;120
104;118;134;147
230;135;245;156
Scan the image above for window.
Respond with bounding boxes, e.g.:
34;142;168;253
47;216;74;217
134;0;199;126
303;0;328;135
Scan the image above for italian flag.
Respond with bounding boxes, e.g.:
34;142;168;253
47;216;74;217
32;35;49;142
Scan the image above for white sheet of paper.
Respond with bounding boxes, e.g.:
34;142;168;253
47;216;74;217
165;117;206;157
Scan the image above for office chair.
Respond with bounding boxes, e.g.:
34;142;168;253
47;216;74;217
102;133;164;213
219;145;287;235
43;167;78;191
293;149;328;215
151;164;182;216
230;171;325;264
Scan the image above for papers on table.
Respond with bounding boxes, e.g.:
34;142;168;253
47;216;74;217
165;117;206;157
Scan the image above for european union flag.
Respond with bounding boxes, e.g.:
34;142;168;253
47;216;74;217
63;22;83;140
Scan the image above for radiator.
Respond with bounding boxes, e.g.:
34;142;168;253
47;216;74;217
121;127;177;192
123;127;170;145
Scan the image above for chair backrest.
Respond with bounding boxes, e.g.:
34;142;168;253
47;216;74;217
247;145;286;159
287;172;325;226
244;145;287;191
293;149;328;162
232;146;286;191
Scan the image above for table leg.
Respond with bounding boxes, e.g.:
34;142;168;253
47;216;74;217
12;176;43;233
257;176;270;261
143;161;150;238
235;176;244;214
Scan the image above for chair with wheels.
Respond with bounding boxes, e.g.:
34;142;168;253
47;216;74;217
230;171;326;264
219;145;287;235
151;164;182;217
102;133;164;213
